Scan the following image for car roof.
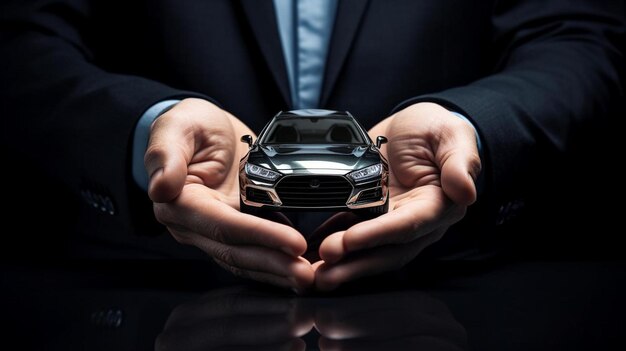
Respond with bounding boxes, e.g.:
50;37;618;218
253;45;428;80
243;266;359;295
277;109;350;118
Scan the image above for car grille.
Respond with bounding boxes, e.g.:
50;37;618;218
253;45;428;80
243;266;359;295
276;176;352;207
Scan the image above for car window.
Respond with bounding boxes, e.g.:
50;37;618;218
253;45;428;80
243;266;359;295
262;117;365;144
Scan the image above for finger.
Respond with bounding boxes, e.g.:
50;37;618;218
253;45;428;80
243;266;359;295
315;232;442;291
213;259;301;290
213;255;314;291
317;231;345;264
145;115;192;202
319;188;462;263
311;260;325;271
145;99;239;202
169;223;311;284
155;184;307;255
437;118;481;206
306;213;360;261
440;150;480;206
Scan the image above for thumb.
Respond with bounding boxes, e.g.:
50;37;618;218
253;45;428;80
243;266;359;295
438;128;481;206
144;117;192;203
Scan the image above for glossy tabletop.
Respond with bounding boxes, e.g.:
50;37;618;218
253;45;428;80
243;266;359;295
2;260;624;351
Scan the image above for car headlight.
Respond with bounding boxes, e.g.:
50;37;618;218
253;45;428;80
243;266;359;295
245;163;281;181
348;163;382;182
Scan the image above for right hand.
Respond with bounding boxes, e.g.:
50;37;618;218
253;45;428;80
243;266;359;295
145;98;314;291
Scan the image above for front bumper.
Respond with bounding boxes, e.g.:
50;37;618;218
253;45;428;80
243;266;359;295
239;169;388;210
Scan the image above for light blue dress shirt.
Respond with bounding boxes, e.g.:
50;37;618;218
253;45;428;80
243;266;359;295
274;0;337;109
132;1;481;190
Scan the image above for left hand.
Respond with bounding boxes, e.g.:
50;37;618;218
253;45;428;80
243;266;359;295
314;102;481;290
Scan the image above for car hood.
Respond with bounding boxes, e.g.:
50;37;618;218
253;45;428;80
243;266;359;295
248;144;381;173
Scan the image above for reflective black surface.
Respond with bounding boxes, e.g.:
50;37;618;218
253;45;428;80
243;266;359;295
2;260;625;351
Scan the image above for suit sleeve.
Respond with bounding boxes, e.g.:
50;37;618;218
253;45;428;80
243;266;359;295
393;0;625;221
0;0;209;237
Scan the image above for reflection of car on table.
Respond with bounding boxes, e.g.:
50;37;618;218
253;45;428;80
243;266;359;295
239;109;389;215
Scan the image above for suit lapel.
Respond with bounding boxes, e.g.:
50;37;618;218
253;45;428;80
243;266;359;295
239;0;292;107
320;0;370;107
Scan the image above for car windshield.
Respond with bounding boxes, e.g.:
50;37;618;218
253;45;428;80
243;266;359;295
261;116;366;145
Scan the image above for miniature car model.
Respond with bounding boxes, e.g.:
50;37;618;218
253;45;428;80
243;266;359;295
239;109;389;215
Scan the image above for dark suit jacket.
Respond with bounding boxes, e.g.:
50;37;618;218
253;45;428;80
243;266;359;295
0;0;623;259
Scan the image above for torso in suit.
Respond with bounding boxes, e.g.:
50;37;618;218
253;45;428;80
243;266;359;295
0;0;623;258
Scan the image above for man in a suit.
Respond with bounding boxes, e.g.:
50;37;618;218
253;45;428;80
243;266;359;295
1;0;623;291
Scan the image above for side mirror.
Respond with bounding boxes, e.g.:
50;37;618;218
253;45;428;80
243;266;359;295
241;135;253;147
376;136;388;148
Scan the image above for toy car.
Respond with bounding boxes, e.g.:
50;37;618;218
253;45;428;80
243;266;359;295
239;109;389;215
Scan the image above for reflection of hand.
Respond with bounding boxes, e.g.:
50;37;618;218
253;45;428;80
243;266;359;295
314;292;468;351
145;98;314;291
155;287;313;351
315;103;481;290
156;287;467;351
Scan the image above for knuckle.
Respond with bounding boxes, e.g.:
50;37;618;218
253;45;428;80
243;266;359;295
210;226;227;243
213;245;236;266
469;154;482;176
144;145;167;167
468;151;481;164
152;109;183;129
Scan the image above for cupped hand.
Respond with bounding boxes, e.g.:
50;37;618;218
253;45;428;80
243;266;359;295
314;102;481;290
145;98;314;291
